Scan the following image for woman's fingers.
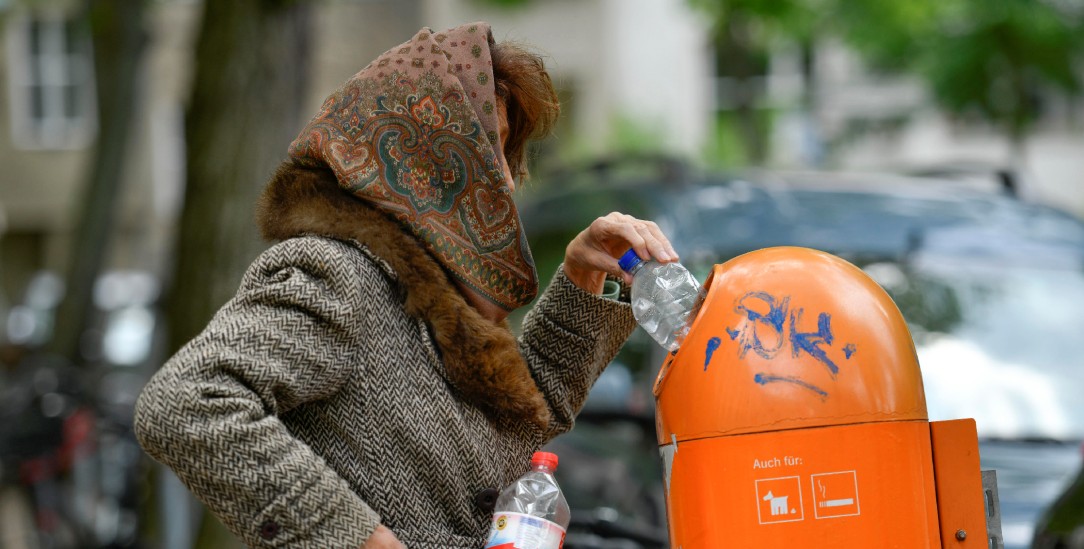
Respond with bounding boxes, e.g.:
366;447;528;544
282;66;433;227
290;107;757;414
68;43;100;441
596;213;675;263
642;219;678;260
595;213;647;258
562;212;677;293
633;219;672;261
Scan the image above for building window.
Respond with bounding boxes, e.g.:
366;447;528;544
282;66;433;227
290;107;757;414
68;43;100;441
5;12;97;150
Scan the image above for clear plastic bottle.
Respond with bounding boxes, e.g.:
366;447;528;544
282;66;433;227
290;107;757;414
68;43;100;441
483;451;570;549
619;248;705;352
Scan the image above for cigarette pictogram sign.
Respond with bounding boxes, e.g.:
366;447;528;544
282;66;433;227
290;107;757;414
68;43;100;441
811;471;861;519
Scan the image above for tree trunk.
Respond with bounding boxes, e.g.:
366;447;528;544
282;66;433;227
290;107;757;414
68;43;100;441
167;0;312;354
49;0;147;363
164;3;312;546
718;15;769;165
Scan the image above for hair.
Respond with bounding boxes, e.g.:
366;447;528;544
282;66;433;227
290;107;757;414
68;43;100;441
490;41;560;181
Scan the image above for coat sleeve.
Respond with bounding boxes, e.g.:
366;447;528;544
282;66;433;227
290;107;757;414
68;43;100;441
134;238;380;548
518;264;639;437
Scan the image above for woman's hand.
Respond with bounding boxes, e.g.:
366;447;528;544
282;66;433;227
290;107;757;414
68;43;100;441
563;212;678;293
362;525;406;549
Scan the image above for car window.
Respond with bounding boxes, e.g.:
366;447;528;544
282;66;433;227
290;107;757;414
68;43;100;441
865;259;1084;439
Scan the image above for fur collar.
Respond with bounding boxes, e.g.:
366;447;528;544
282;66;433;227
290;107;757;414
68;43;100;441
256;161;551;430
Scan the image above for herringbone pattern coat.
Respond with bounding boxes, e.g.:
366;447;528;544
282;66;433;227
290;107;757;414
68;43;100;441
134;164;637;548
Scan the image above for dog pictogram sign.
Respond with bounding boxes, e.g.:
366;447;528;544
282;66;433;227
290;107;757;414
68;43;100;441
755;476;804;524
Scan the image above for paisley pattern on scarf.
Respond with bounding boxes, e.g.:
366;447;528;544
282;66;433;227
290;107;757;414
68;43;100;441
287;23;538;311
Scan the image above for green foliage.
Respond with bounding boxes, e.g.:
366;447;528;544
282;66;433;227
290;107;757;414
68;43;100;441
690;0;1084;146
916;0;1082;142
472;0;532;8
689;0;821;44
831;0;1083;143
703;110;774;168
541;115;670;171
828;0;944;70
610;115;667;155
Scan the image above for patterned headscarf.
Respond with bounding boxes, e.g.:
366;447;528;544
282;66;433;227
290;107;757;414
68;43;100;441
288;22;538;311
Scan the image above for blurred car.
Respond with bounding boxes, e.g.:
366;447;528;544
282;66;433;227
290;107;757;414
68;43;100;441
520;156;1084;549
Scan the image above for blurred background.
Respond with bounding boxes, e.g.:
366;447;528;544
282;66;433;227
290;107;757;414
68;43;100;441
0;0;1082;548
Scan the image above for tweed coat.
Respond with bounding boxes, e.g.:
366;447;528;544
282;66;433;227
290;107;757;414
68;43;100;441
133;163;638;549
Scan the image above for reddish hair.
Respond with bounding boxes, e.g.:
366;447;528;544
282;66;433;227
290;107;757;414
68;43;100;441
491;41;560;181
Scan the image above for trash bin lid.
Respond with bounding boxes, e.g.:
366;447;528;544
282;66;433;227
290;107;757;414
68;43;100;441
655;247;928;444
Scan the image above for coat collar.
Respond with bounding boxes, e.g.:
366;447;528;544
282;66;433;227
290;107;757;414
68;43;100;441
256;161;551;430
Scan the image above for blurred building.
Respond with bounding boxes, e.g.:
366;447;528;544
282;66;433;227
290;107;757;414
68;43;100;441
0;0;713;323
425;0;713;157
1;0;1079;331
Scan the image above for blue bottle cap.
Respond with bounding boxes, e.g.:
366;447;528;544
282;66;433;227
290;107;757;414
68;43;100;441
618;248;643;273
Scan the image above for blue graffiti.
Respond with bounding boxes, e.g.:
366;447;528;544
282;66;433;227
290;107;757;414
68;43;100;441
789;310;839;376
704;337;722;371
721;291;861;400
754;373;829;400
843;343;857;359
734;292;789;359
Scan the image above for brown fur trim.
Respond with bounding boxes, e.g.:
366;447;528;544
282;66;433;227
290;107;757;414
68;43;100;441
256;161;552;429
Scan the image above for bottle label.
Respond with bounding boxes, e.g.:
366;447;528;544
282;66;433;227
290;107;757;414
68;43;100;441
483;512;566;549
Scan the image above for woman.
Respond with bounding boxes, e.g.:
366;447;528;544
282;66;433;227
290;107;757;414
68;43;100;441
134;22;677;549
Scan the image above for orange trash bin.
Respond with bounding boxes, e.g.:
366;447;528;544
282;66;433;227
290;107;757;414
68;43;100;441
654;247;995;548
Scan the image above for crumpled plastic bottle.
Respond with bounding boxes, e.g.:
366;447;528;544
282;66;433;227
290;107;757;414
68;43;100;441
483;451;570;549
619;248;705;351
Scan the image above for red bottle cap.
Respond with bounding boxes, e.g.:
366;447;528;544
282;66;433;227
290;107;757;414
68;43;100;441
531;451;559;471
